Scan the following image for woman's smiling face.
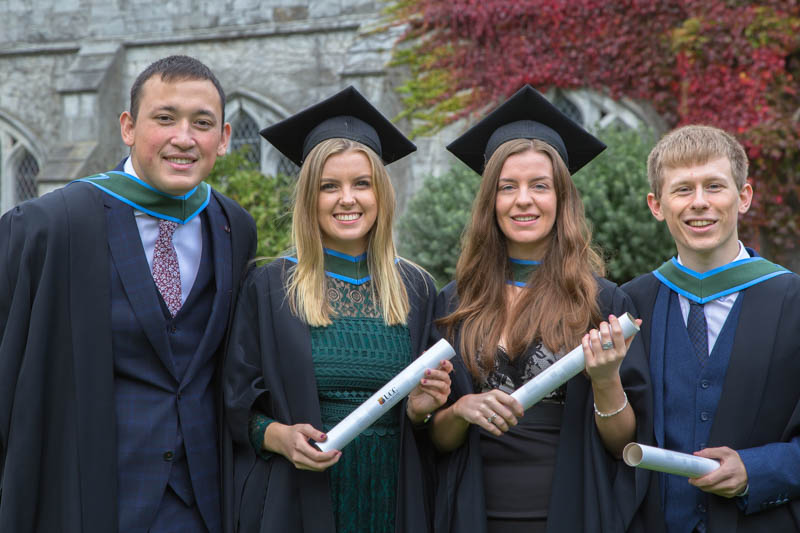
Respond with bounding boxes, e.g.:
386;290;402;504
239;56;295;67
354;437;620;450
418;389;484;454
495;149;557;261
317;150;378;256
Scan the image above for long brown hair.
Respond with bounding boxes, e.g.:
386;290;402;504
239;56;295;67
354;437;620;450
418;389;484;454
287;137;409;326
438;138;605;379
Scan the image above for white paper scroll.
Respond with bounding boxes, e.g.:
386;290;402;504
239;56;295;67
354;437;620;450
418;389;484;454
623;442;720;478
510;312;640;411
315;339;456;452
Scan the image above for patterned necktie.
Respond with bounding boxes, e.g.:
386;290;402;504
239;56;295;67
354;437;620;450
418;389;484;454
687;300;709;363
152;219;182;317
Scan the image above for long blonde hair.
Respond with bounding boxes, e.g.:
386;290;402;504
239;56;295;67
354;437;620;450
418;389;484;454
287;138;409;326
438;138;604;379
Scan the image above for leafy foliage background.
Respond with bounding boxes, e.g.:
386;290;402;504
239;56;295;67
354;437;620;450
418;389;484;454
575;127;676;284
387;0;800;269
206;149;294;260
397;164;481;286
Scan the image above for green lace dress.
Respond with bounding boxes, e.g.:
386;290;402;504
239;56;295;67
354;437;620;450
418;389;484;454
249;257;412;533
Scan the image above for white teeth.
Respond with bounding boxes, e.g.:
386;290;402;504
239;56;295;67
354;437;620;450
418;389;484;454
688;220;714;227
167;158;193;164
335;213;360;221
513;216;536;221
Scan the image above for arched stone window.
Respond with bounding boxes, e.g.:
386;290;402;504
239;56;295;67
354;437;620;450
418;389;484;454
229;111;262;166
14;151;39;203
547;89;661;132
226;91;298;178
0;116;43;214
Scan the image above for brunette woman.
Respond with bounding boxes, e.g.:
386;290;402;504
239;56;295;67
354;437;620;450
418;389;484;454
432;86;659;533
224;87;452;533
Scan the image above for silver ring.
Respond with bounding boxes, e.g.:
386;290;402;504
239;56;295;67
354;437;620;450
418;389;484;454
487;413;497;424
601;341;614;350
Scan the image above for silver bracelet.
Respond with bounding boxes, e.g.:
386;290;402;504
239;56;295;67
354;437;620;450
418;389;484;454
594;391;628;418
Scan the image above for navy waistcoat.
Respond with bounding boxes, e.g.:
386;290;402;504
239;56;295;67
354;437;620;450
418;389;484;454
662;291;743;533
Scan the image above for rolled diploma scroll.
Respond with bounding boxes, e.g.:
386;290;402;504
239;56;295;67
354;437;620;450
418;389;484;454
510;312;640;411
315;338;456;452
623;442;719;478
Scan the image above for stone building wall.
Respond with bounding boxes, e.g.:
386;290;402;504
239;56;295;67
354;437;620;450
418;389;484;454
2;0;377;44
0;0;451;213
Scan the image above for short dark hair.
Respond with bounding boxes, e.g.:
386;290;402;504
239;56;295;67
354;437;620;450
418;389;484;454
129;55;226;125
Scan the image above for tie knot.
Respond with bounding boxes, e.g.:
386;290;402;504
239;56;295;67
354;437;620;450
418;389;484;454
158;219;179;237
690;300;704;309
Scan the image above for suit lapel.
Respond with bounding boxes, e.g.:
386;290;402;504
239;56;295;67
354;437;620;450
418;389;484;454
105;194;177;380
181;196;232;385
649;284;672;448
709;284;780;448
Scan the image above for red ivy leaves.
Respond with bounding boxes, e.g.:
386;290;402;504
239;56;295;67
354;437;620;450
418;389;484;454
396;1;685;121
391;0;800;266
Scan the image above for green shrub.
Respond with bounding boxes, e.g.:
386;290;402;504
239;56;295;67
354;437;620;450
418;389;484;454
574;126;676;284
206;149;294;259
397;164;481;287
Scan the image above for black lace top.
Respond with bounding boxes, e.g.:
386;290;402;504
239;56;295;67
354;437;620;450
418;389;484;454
476;340;566;404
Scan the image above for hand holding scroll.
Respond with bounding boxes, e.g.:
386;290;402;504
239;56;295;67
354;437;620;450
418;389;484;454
406;359;454;424
510;313;640;411
452;389;524;437
583;314;642;387
689;447;749;498
264;422;341;472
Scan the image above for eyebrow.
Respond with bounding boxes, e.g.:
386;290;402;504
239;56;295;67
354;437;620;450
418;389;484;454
151;105;218;119
670;175;727;187
321;174;372;181
498;175;551;182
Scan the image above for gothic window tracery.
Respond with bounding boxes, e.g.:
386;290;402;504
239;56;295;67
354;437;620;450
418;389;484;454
548;89;649;132
226;95;298;178
229;111;262;166
0;121;42;214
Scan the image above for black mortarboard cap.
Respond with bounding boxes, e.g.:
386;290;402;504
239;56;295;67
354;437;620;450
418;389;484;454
259;86;416;166
446;85;606;175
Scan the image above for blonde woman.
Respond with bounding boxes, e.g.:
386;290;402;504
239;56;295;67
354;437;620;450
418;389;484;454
224;87;452;533
432;86;660;533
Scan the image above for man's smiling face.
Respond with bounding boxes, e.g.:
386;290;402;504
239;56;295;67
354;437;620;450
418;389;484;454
647;156;752;271
120;76;230;195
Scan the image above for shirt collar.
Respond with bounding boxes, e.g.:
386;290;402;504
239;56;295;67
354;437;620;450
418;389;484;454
676;241;749;269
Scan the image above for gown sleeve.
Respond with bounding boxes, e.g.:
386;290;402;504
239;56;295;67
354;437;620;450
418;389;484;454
224;267;275;454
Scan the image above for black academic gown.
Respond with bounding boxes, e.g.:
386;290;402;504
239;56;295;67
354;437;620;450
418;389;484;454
623;271;800;533
0;181;256;533
434;277;664;533
224;258;438;533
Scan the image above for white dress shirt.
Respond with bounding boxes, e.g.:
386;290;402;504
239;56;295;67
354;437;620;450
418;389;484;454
676;241;749;355
124;158;202;305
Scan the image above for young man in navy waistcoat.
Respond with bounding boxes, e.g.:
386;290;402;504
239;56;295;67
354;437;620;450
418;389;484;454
623;125;800;533
0;55;256;533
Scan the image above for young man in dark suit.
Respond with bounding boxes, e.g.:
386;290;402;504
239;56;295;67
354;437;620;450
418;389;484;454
0;55;256;533
623;125;800;533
